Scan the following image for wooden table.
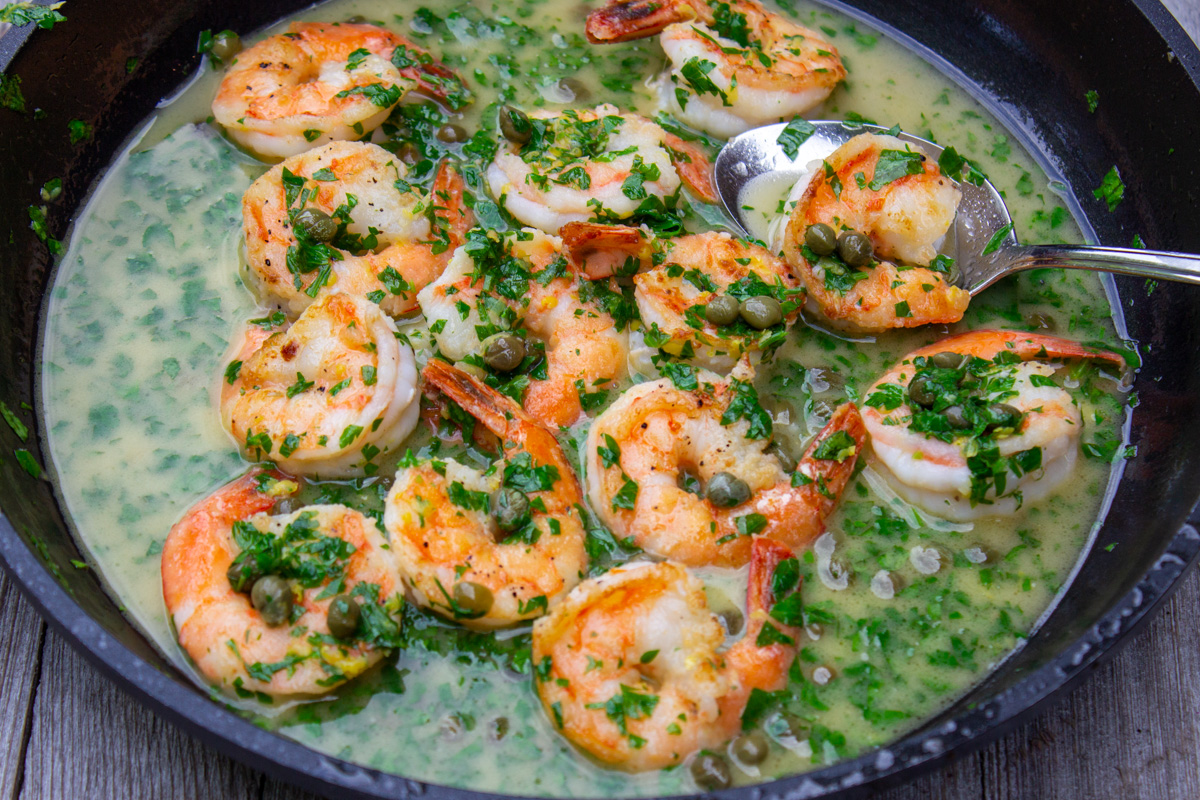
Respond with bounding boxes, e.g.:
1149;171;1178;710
3;3;1200;798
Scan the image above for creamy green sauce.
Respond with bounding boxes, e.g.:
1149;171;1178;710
40;0;1132;795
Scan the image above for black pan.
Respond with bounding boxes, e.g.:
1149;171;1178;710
1;0;1198;797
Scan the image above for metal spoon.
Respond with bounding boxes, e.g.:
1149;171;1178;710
714;121;1200;295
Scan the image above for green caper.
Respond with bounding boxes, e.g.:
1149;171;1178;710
559;77;591;102
226;555;262;593
209;30;243;63
690;753;732;791
705;294;741;327
770;714;807;745
804;222;837;256
730;731;770;765
251;575;293;627
345;14;368;23
836;230;874;267
739;296;783;329
488;717;510;741
453;581;494;617
499;106;533;146
482;333;526;372
767;441;797;473
944;405;971;430
396;142;422;165
1024;311;1056;331
293;207;337;243
490;487;531;533
717;607;744;635
907;375;938;408
440;712;472;740
326;594;362;639
958;371;979;390
706;472;751;508
930;351;965;370
987;403;1023;430
436;123;469;144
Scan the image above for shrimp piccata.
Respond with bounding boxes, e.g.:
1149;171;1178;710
486;104;717;234
417;227;630;428
212;22;468;158
384;359;588;629
586;362;866;567
561;222;803;370
243;140;471;317
532;537;801;770
781;132;968;331
586;0;845;138
161;471;405;697
862;330;1125;521
221;292;420;478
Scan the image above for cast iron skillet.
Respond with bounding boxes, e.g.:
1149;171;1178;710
1;0;1199;797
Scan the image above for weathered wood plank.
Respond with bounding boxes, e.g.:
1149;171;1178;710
16;630;264;800
0;573;45;800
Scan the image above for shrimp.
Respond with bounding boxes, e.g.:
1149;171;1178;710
383;359;588;630
532;536;800;771
161;470;405;697
220;292;420;478
243;141;471;318
417;228;629;428
486;104;717;234
586;0;845;139
586;364;866;567
561;222;803;370
862;330;1125;521
212;22;468;159
781;132;968;332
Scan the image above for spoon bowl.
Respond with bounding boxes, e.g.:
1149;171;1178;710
714;120;1200;294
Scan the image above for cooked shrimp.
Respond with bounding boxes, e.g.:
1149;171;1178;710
486;104;716;234
161;470;405;697
586;364;866;567
561;222;803;369
243;141;471;317
781;132;967;332
532;536;799;771
862;330;1125;521
383;359;587;629
221;292;420;478
417;228;629;428
212;21;467;158
587;0;845;138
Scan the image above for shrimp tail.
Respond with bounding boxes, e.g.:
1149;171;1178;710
796;402;867;514
931;330;1126;368
390;40;473;108
560;222;653;279
727;537;800;686
663;134;718;204
745;537;797;620
431;160;474;251
585;0;700;43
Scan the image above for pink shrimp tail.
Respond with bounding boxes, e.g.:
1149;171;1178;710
585;0;700;43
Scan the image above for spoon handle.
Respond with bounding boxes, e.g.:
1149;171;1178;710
1000;244;1200;287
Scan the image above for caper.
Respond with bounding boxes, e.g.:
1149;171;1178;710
440;712;473;740
251;575;293;627
226;555;262;593
767;441;797;473
490;487;531;533
396;142;422;165
705;294;741;326
907;375;938;408
930;351;965;370
706;472;751;508
804;222;837;256
770;713;807;745
943;257;961;287
499;105;533;146
1024;311;1056;331
739;296;783;329
717;607;744;635
326;594;362;639
944;405;971;430
345;14;368;23
690;753;732;791
488;717;510;741
559;77;591;102
292;207;337;243
209;30;243;63
482;333;526;372
453;581;494;617
436;123;469;144
958;371;980;390
730;731;770;765
836;230;874;267
987;403;1023;430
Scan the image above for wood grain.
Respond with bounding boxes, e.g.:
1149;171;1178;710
0;573;45;799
